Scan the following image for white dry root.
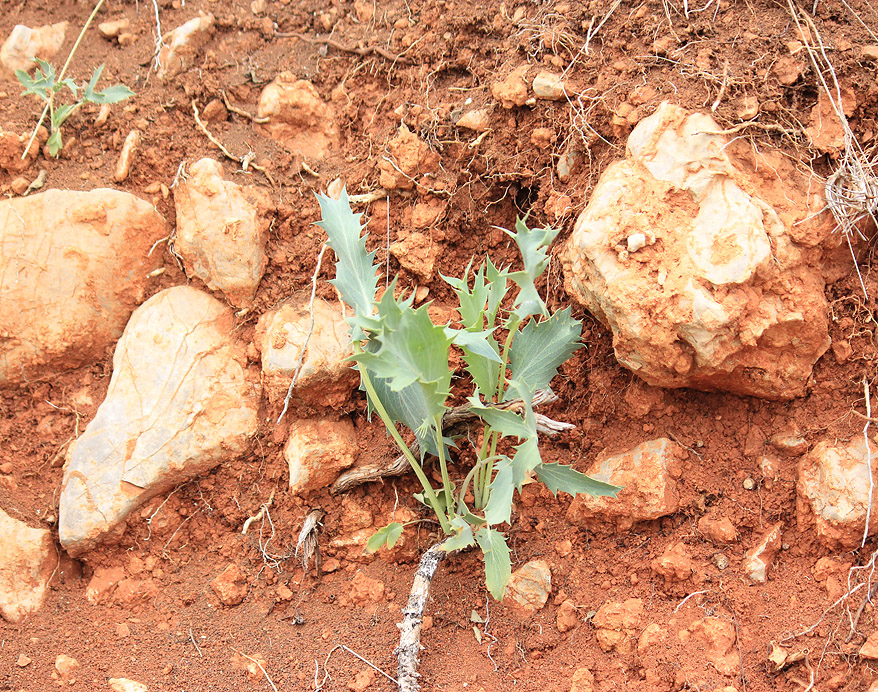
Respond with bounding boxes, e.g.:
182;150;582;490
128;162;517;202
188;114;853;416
396;543;447;692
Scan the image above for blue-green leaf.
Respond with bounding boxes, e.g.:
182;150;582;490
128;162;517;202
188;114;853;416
535;462;622;498
505;217;560;319
505;307;582;400
440;517;476;552
510;436;542;488
366;522;404;553
483;456;514;525
475;527;512;600
91;84;135;105
470;406;532;439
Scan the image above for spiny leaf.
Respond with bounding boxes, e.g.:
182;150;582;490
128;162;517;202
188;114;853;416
440;517;475;552
535;462;622;498
90;84;135;105
470;405;532;440
449;328;503;364
506;307;582;400
483;456;514;525
510;436;542;489
475;527;512;600
504;217;560;319
365;522;404;553
316;191;379;334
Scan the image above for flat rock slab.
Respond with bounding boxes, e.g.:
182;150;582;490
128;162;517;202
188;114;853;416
59;286;261;556
174;158;272;307
0;188;167;387
0;508;57;623
562;102;833;400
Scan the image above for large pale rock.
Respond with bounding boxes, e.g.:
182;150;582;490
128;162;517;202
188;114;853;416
566;438;685;530
157;14;215;80
257;74;338;160
174;158;272;306
0;508;57;622
0;189;167;387
797;437;878;549
0;22;67;75
59;286;261;556
562;102;833;400
285;417;358;495
254;296;357;408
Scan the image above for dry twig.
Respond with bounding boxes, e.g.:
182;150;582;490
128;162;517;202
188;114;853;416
275;30;406;63
295;508;325;577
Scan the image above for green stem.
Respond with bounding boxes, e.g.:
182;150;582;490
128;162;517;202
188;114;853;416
21;0;107;158
434;414;453;502
474;430;492;508
495;315;522;402
480;430;499;509
459;454;502;515
356;346;451;535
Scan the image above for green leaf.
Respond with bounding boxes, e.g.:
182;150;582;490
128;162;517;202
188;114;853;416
90;83;135;105
442;259;487;330
470;405;532;439
462;345;502;398
365;522;404;553
509;436;542;488
483;456;514;525
440;517;475;552
450;328;503;364
14;69;35;89
484;257;510;325
317;191;380;336
475;527;511;600
53;102;76;128
506;307;582;400
505;217;560;319
46;129;63;157
535;462;621;498
82;63;104;102
366;374;445;457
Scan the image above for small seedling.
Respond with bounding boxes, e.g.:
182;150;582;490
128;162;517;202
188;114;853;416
16;59;134;157
319;191;620;601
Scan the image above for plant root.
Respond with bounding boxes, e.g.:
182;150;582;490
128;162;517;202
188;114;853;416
396;543;447;692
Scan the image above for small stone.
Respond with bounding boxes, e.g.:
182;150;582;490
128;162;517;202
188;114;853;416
113;129;141;182
0;508;57;623
742;477;756;490
157;14;215;80
117;33;138;47
570;668;595;692
593;599;643;654
16;654;31;667
109;680;148;692
276;583;294;601
862;45;878;61
10;176;29;194
742;522;782;582
211;564;249;606
505;559;551;613
115;622;131;638
200;98;227;122
554;539;573;557
862;631;878;659
637;623;665;652
770;427;809;455
531;127;555;148
55;654;79;678
348;668;376;691
556;599;579;632
773;56;803;85
698;516;738;543
712;553;730;570
626;233;647;252
348;572;385;606
98;18;130;39
557;149;575;182
651;542;694;582
377;124;439;191
286;418;358;495
353;0;374;22
491;64;530;108
532;70;566;100
685;617;738;675
456;108;491;131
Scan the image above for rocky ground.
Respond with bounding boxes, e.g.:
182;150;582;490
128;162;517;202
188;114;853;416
5;1;878;691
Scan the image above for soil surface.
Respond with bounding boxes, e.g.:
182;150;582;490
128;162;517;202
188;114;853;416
4;0;878;691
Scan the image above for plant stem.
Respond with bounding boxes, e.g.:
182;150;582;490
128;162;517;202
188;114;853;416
433;415;453;502
495;314;522;402
474;430;492;509
21;0;107;158
356;347;451;535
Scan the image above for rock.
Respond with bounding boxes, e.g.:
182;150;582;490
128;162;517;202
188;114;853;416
255;296;357;407
341;496;374;532
55;654;79;678
651;542;694;582
698;516;738;543
491;64;530;108
390;231;440;280
862;45;878;61
257;74;339;161
557;149;576;182
286;418;358;495
59;286;261;556
348;572;385;605
0;189;167;387
348;668;376;691
773;56;803;85
569;668;594;692
200;98;227;122
108;679;148;692
737;96;759;120
742;522;782;582
98;18;130;39
0;22;67;75
455;108;492;131
0;128;40;173
797;437;878;548
377;124;439;190
532;70;566;100
860;631;878;659
16;654;31;667
567;438;685;530
231;651;268;682
593;598;643;653
805;86;857;155
770;425;809;455
156;14;215;80
680;617;738;675
556;599;579;632
638;623;665;652
113;129;141;182
505;559;551;613
174;158;272;306
211;564;249;605
712;553;730;570
0;508;57;623
562;102;832;400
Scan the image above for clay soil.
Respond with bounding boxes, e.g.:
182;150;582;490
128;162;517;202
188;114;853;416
5;0;878;690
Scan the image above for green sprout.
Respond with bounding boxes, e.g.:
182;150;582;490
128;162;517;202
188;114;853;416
319;191;621;599
16;59;134;157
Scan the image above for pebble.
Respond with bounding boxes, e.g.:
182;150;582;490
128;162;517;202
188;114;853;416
712;553;730;570
742;477;756;490
113;129;141;182
16;654;31;667
531;70;566;100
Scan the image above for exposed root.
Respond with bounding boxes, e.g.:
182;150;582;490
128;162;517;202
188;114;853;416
295;508;325;577
241;490;274;535
331;388;571;493
274;29;407;64
396;543;447;692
